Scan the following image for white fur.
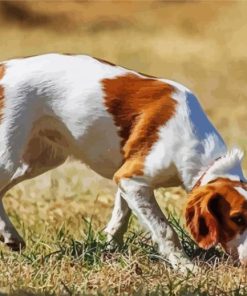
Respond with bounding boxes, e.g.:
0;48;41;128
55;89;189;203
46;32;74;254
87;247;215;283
225;230;247;265
225;186;247;264
199;148;245;186
105;189;131;246
235;186;247;200
144;86;244;190
0;53;246;270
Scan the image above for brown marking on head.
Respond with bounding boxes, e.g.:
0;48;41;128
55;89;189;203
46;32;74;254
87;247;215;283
0;64;5;121
102;73;177;182
94;57;116;66
185;178;247;251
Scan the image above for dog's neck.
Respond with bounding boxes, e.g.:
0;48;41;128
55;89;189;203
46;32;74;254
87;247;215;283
188;148;245;192
174;130;245;191
191;156;222;190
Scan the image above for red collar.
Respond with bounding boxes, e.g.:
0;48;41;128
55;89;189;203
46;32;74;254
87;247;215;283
192;156;222;190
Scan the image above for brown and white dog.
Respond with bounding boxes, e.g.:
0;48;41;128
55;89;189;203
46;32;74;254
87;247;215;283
0;53;246;271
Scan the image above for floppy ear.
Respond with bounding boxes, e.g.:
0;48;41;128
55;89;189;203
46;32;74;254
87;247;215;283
185;191;224;249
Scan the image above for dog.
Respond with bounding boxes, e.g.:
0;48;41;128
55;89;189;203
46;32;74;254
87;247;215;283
0;53;247;271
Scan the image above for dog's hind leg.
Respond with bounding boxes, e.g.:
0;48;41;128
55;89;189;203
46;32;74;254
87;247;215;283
0;189;26;251
0;136;67;250
0;160;31;250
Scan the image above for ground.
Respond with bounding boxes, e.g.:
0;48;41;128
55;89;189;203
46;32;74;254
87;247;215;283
0;1;247;295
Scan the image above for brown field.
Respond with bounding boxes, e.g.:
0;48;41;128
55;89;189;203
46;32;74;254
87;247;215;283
0;1;247;295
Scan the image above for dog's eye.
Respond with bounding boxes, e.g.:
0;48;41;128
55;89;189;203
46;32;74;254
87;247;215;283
231;215;246;226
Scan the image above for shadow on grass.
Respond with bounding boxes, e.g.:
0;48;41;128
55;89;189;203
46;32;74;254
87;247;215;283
167;211;230;264
39;214;230;269
40;217;159;268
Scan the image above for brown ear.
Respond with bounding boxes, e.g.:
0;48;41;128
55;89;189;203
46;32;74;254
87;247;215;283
185;192;222;249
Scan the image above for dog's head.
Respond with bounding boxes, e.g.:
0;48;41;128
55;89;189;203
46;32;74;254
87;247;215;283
185;178;247;264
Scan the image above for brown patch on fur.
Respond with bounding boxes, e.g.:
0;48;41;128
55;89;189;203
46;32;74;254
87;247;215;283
22;128;67;174
138;72;157;79
95;57;157;77
39;129;68;147
0;64;5;121
0;64;4;79
102;73;176;182
185;178;247;250
205;177;247;190
94;57;116;66
23;54;37;59
22;135;66;176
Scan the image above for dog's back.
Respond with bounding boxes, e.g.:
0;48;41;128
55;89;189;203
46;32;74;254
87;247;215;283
0;54;130;178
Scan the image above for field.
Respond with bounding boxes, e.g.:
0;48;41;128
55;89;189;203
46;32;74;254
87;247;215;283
0;1;247;295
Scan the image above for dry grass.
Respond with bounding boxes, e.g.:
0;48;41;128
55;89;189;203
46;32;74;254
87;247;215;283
0;1;247;295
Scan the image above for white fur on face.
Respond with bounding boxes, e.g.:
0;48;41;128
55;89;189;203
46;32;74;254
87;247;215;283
235;186;247;201
237;232;247;265
226;230;247;264
222;186;247;264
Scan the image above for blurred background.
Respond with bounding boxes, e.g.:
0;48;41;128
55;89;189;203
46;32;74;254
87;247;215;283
1;2;247;292
0;0;247;225
1;1;246;148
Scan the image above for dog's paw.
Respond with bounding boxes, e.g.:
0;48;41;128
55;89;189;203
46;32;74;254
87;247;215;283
167;252;200;274
105;233;124;252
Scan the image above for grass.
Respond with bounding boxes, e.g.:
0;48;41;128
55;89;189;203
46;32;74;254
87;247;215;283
0;162;244;295
0;162;245;295
0;1;247;294
0;208;245;295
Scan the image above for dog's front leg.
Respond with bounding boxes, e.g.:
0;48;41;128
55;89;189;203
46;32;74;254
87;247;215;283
105;189;131;247
118;178;196;272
